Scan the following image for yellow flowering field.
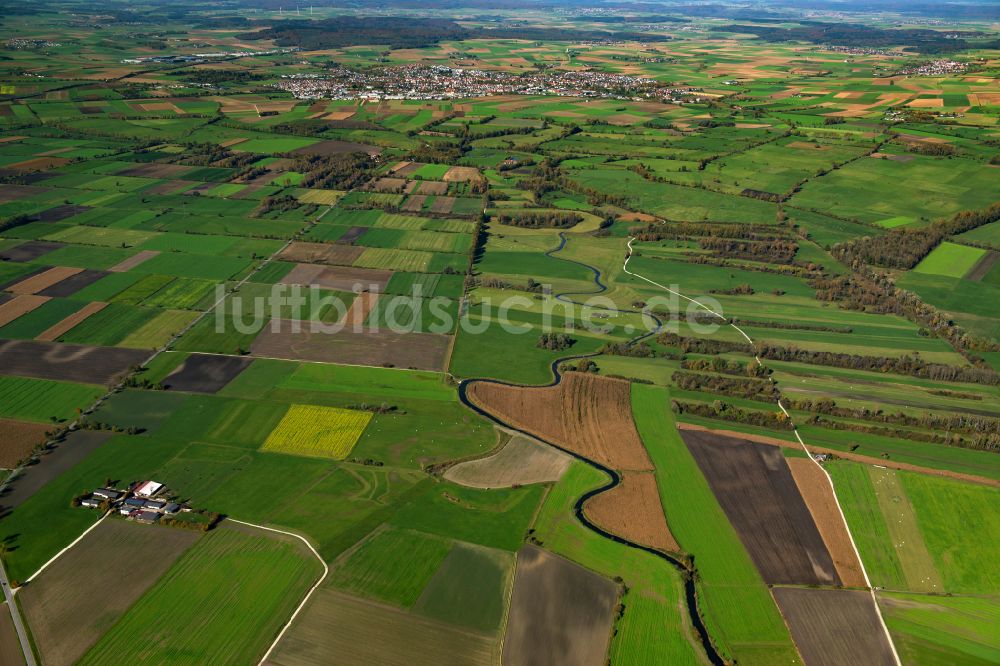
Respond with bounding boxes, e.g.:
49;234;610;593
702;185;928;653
261;404;372;460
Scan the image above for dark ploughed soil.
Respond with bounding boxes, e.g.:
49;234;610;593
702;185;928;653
772;587;896;666
503;545;617;666
162;353;253;393
0;339;148;385
681;429;841;586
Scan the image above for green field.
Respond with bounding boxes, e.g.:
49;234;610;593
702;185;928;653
630;385;798;663
79;525;321;664
913;242;987;278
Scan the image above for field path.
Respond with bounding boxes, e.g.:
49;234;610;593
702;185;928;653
623;236;903;666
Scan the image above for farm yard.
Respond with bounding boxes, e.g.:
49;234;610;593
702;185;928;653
0;3;999;666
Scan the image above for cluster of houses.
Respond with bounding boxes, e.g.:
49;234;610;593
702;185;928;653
79;480;187;525
276;65;706;103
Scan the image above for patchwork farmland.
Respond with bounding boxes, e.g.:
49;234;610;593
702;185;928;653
0;2;998;665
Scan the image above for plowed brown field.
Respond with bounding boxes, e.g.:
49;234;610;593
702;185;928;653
786;458;867;588
0;418;50;467
466;374;651;471
584;471;679;552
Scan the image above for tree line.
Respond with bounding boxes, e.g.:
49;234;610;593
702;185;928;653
833;203;1000;270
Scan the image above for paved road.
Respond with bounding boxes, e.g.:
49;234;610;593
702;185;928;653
0;558;36;666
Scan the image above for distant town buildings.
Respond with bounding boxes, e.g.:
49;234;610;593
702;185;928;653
275;64;704;103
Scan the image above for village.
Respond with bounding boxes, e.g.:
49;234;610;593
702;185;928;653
275;64;707;103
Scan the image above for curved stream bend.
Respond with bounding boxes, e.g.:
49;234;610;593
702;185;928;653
458;232;725;666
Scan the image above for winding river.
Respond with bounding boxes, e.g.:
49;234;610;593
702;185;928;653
457;232;725;666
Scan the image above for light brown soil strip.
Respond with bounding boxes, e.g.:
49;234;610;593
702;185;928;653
443;166;483;183
108;250;160;273
342;292;378;327
584;471;680;552
467;374;653;472
0;418;51;467
0;294;50;327
35;301;108;342
444;430;572;489
278;241;364;266
676;422;1000;489
8;267;83;295
401;194;427;212
965;250;1000;282
786;457;867;587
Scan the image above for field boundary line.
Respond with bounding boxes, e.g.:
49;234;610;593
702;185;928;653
227;519;329;665
23;510;112;585
623;237;902;666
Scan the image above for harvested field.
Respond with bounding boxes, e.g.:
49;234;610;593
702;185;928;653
107;250;159;273
337;226;368;244
0;295;50;328
35;301;108;342
0;184;46;203
265;589;495;666
8;267;83;295
444;429;571;489
279;241;364;266
394;162;423;177
503;545;617;666
6;157;69;171
251;323;450;371
429;197;455;214
144;180;197;195
162;353;253;393
19;520;200;666
0;418;49;467
343;291;378;327
681;429;840;586
32;204;91;223
466;374;652;471
415;181;448;196
786;458;866;588
772;587;896;666
291;139;380;157
443;166;483;183
117;163;193;179
281;265;392;292
36;269;107;298
0;431;111;511
401;195;426;212
584;471;679;552
0;240;63;262
370;177;407;193
0;339;149;385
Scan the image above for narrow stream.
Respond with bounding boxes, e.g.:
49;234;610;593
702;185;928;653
458;232;725;666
